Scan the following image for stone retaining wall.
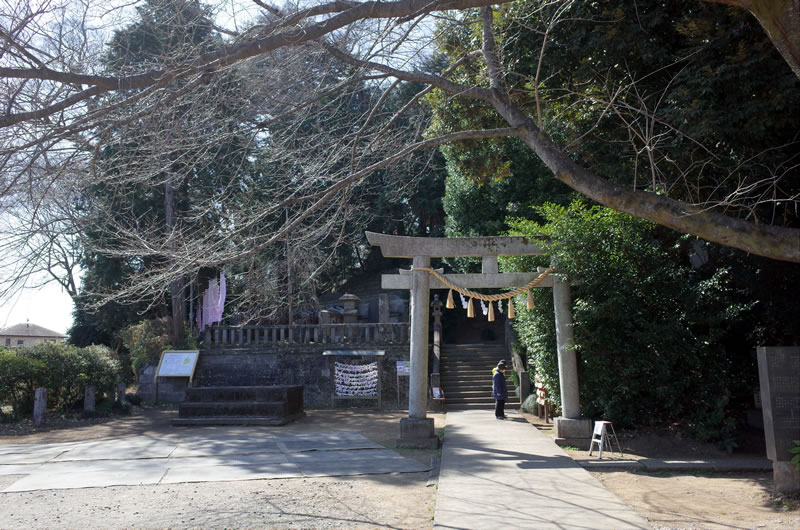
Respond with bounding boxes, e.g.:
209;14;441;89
137;345;412;409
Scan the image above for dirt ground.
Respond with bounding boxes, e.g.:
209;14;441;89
521;412;800;529
1;407;799;529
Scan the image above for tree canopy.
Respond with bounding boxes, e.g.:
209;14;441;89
0;0;798;317
504;201;772;446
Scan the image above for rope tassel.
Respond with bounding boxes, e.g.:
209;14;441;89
467;297;475;318
527;289;535;310
446;289;455;309
508;299;515;319
488;301;495;322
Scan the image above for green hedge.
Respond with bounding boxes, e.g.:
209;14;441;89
0;343;122;416
0;350;45;420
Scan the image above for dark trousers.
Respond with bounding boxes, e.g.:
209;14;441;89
495;399;506;418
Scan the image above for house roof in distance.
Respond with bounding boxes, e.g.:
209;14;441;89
0;322;67;338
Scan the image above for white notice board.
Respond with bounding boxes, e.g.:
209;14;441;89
396;360;411;375
155;350;200;382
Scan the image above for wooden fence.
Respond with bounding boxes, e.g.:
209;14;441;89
202;323;410;348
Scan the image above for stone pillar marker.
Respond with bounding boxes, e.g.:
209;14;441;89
33;387;47;426
116;382;126;404
84;385;96;413
552;272;591;445
378;294;390;323
757;346;800;493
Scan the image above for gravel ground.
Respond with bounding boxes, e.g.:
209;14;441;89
0;474;434;528
0;408;443;529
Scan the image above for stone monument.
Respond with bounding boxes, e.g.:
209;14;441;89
757;346;800;493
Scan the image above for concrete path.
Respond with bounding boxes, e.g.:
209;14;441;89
434;410;651;529
0;431;429;492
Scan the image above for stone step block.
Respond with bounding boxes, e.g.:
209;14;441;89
179;401;288;418
440;373;507;381
171;413;304;426
183;386;292;403
445;402;520;410
441;382;492;390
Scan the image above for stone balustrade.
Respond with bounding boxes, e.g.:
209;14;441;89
202;323;410;348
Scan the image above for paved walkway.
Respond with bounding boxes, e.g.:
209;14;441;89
434;410;651;529
0;410;770;527
0;431;428;492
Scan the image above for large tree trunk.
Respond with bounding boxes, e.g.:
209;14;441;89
489;92;800;263
707;0;800;80
165;178;185;347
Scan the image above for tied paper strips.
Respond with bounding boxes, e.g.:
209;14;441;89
335;361;378;397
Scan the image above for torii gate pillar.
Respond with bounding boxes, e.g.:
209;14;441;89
552;272;591;445
397;255;438;448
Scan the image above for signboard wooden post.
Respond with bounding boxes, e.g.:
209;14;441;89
396;360;411;408
154;350;200;404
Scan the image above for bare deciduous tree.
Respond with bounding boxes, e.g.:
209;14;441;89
0;0;797;323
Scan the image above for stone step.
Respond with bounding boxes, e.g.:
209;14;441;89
440;366;498;371
439;350;507;354
445;401;520;410
445;400;519;407
446;388;493;397
179;401;289;417
440;372;507;381
439;342;516;410
183;386;299;403
171;413;304;426
441;351;504;355
441;343;505;348
440;357;502;363
441;382;492;391
440;356;505;362
445;391;519;400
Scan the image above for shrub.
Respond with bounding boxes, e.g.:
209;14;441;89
0;350;46;419
504;201;753;445
22;343;122;413
790;441;800;472
111;400;132;415
80;345;122;395
520;394;539;414
119;318;171;378
24;343;85;411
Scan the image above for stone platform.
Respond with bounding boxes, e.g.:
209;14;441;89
172;385;304;426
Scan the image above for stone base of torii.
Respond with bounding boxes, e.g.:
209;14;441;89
366;232;592;449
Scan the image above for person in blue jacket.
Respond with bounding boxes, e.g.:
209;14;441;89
492;360;508;419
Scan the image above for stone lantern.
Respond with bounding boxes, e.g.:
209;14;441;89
339;293;361;323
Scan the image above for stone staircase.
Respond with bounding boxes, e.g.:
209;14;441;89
172;385;305;426
439;344;518;410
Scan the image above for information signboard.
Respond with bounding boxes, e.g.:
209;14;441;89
396;360;411;375
155;350;200;382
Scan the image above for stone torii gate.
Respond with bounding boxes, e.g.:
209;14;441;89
366;232;591;448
